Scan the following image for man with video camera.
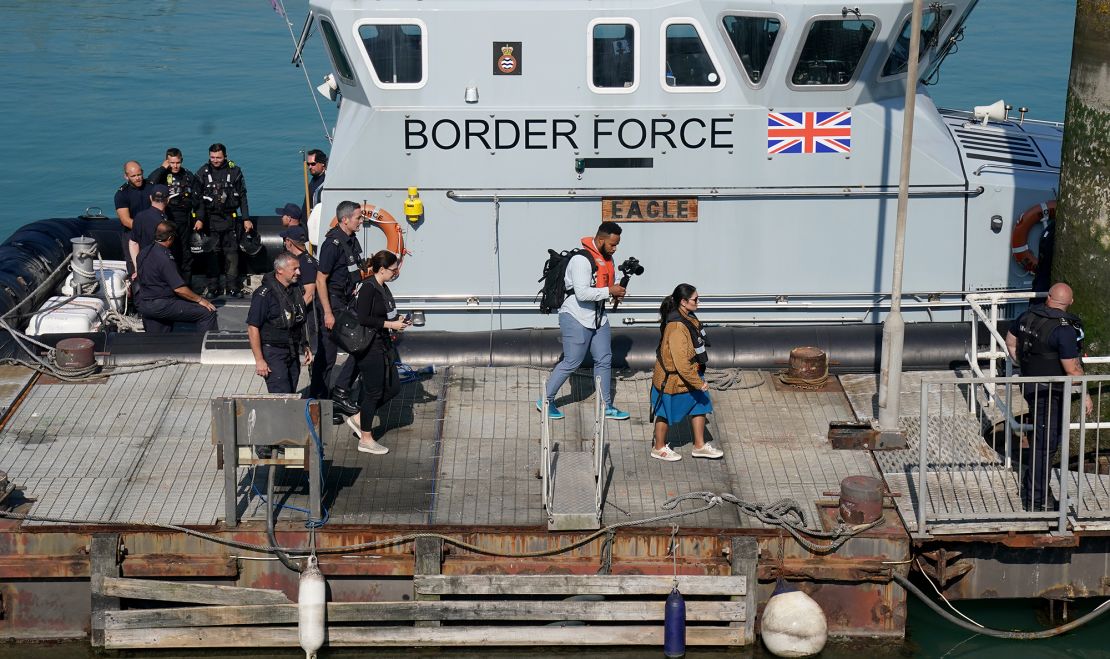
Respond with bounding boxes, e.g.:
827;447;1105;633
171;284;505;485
539;221;634;421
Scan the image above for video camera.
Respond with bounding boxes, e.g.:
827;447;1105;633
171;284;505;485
613;257;644;309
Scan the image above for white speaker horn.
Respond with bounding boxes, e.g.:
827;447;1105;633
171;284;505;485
973;99;1006;126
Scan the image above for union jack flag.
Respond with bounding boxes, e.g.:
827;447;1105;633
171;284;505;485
767;111;852;154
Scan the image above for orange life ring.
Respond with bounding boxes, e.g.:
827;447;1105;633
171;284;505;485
1011;200;1054;272
328;203;406;266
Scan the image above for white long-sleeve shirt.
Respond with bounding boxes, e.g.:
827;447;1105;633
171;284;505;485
559;253;610;329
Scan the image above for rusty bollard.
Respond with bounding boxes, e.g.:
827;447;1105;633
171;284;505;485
55;337;96;371
839;475;883;525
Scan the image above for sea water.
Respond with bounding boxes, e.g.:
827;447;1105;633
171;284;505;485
0;0;1102;656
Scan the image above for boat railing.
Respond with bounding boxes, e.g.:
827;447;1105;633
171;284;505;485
593;376;606;518
540;378;552;516
912;373;1110;538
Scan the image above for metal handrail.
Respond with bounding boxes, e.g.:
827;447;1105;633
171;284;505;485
594;376;606;520
915;373;1110;538
540;378;552;517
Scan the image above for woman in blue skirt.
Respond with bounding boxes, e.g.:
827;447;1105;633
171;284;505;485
649;283;723;462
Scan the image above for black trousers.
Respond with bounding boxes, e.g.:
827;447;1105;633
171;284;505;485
137;297;219;334
206;217;239;288
311;290;358;397
166;205;194;284
355;345;400;432
1022;382;1065;507
262;344;301;394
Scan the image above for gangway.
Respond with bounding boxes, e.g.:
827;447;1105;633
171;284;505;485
540;377;606;531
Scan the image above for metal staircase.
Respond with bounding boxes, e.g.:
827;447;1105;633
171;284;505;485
541;377;606;531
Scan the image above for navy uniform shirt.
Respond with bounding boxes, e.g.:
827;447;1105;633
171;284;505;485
136;243;185;304
131;207;167;251
317;226;362;298
1049;323;1081;361
297;252;319;298
114;181;153;225
247;276;306;346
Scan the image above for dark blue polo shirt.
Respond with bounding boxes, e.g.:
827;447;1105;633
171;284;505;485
1050;324;1081;360
317;226;362;297
114;181;153;222
131;207;167;250
247;284;283;329
136;243;185;304
297;252;319;293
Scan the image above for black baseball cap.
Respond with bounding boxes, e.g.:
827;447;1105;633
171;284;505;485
280;226;309;244
275;203;304;220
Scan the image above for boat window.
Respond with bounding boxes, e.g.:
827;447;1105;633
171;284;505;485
882;7;953;77
721;15;781;85
590;22;637;90
319;18;355;83
791;18;876;86
358;22;425;86
664;22;722;89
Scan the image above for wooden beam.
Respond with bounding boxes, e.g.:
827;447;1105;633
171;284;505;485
414;574;747;596
92;575;292;606
106;624;748;649
731;536;760;643
413;536;442;628
89;533;121;648
105;600;746;629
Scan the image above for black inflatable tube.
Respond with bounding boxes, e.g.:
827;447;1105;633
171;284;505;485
391;321;995;373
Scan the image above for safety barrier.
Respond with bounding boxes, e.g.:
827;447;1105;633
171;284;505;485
912;373;1110;536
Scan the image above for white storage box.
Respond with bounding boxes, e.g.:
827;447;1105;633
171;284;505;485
26;296;106;336
62;259;128;311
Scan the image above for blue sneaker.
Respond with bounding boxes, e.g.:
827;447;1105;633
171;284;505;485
536;398;565;420
604;406;630;421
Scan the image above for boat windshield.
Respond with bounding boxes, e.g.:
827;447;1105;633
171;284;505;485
664;23;720;88
721;15;781;85
882;6;952;77
592;23;636;89
791;18;876;86
359;23;424;85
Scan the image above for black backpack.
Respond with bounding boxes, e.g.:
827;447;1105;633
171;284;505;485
537;248;595;313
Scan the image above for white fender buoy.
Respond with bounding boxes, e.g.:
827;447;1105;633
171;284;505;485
298;555;326;659
760;579;828;657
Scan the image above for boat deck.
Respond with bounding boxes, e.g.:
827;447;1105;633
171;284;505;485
0;359;876;532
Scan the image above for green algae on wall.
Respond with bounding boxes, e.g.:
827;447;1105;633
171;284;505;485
1054;1;1110;358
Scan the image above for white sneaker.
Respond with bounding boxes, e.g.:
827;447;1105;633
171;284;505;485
691;443;724;459
651;445;682;462
345;416;360;436
358;437;389;455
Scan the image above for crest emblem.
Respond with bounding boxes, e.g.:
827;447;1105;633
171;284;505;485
498;45;517;73
492;41;523;75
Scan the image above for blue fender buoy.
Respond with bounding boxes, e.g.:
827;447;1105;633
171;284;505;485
664;586;686;658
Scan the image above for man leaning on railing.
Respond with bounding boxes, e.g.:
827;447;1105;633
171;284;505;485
1004;282;1093;512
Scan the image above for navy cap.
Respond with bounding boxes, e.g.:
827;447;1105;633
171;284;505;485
149;184;169;200
275;203;303;220
280;226;309;244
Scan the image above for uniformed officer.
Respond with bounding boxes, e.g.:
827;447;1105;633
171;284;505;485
114;160;154;272
247;252;311;394
148;148;202;288
303;149;327;218
276;203;304;227
280;226;326;397
135;222;219;334
1005;282;1093;511
128;184;170;271
313;200;364;413
196;143;250;299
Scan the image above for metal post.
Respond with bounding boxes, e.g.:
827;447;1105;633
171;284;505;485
1004;361;1014;469
212;398;240;527
917;382;930;534
307;400;323;524
1057;378;1072;534
1077;380;1088;518
541;378;551;514
969;303;979;415
878;0;924;432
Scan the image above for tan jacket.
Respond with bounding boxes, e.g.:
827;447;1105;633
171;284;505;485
651;309;704;394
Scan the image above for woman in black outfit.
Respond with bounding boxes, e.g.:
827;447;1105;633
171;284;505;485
346;250;409;455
